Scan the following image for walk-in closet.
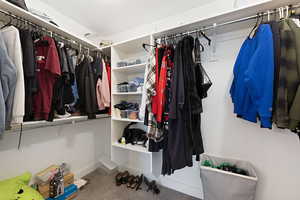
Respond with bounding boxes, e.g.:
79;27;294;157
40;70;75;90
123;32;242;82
0;0;299;200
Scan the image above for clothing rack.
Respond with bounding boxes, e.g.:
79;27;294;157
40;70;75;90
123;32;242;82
0;0;102;54
156;3;300;42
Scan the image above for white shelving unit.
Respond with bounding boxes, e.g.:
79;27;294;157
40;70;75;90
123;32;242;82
111;35;154;173
112;91;142;95
112;63;146;73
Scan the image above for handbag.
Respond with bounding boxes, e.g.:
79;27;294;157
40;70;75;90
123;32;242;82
7;0;28;11
119;122;148;147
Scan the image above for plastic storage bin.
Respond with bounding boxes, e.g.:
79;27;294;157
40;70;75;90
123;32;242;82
120;110;128;118
127;110;138;120
117;83;129;93
200;154;258;200
128;84;138;92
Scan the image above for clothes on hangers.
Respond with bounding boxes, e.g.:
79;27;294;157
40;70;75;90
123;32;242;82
96;59;110;111
142;35;210;175
75;57;98;119
33;36;61;121
1;26;25;124
285;19;300;130
0;31;17;133
231;17;300;136
0;18;111;131
19;29;38;122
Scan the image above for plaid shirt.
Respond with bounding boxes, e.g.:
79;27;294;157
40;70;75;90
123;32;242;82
274;19;299;129
144;49;161;141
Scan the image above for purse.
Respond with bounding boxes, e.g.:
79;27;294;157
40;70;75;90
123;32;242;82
119;122;148;147
7;0;28;11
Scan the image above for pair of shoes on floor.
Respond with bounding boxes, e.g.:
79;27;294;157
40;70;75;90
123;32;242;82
144;176;160;195
115;171;143;190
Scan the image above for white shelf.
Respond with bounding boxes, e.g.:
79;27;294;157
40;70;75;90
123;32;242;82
112;142;151;154
112;117;144;123
112;63;146;73
0;0;99;50
112;92;142;95
7;114;111;133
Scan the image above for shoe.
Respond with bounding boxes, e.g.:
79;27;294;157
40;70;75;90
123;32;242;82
115;171;129;186
135;174;144;191
55;111;71;119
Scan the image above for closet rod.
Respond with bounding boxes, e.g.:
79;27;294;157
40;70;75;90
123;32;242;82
0;9;101;53
156;3;300;41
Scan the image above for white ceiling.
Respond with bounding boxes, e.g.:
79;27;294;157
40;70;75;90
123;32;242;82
39;0;214;37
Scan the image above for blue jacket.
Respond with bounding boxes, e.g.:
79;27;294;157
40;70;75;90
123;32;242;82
245;24;274;128
231;24;274;128
230;37;257;122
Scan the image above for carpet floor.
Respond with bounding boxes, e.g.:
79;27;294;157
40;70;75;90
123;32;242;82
77;169;200;200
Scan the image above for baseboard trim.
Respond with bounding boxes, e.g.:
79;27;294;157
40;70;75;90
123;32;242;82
159;176;203;199
74;162;101;179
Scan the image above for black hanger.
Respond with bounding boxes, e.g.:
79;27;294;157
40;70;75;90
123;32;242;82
197;31;205;51
1;15;12;29
248;13;263;38
142;43;157;52
199;30;211;46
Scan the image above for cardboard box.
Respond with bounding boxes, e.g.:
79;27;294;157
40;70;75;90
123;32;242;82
38;173;74;199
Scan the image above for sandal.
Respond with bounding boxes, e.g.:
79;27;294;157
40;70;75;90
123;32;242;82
135;174;144;191
121;171;130;184
115;172;123;186
115;171;129;186
126;175;135;188
130;176;139;189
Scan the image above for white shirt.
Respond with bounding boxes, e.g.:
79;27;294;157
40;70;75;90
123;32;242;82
1;26;25;124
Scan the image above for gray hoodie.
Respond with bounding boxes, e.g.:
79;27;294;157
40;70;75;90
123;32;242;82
0;32;17;133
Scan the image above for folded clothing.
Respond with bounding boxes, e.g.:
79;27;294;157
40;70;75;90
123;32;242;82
114;101;139;111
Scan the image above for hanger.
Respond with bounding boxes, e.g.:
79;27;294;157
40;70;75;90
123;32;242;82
286;5;290;19
199;30;211;46
248;12;263;38
279;7;284;19
1;15;12;29
142;43;157;52
196;31;205;52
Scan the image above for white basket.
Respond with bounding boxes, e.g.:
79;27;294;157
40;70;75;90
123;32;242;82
200;154;258;200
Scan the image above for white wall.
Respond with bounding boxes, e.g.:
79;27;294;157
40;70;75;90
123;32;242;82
25;0;99;44
0;119;111;180
154;27;300;200
99;0;299;43
97;0;264;42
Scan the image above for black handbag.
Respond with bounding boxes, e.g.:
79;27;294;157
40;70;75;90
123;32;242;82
7;0;28;11
119;122;148;147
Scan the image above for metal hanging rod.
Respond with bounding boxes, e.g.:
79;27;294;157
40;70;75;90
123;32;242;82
0;9;102;53
156;3;300;42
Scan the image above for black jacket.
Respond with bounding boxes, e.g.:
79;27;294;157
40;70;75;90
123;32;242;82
20;30;38;121
76;57;98;119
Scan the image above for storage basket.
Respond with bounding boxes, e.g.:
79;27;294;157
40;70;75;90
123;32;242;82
200;154;258;200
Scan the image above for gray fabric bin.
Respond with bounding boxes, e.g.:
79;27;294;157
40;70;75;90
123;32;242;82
200;154;258;200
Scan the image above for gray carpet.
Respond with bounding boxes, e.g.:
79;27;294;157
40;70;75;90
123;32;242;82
77;169;200;200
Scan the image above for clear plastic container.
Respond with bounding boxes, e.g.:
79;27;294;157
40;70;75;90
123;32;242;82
120;110;128;118
128;84;138;92
127;110;139;120
117;84;129;93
